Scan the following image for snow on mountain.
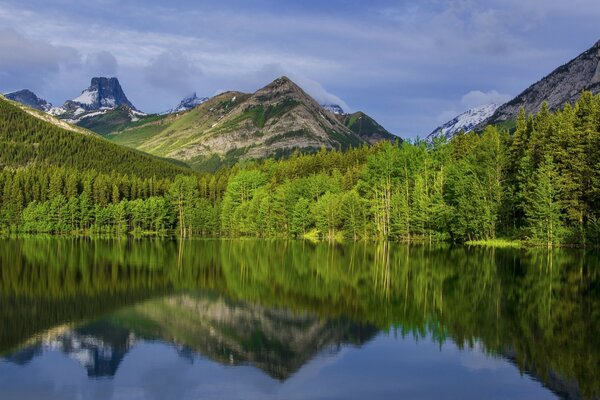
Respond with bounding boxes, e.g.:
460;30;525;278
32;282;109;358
426;103;500;142
48;77;139;122
166;93;208;114
72;88;97;106
64;77;137;113
321;103;345;115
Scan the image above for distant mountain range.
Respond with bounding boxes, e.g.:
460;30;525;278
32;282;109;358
428;39;600;140
4;76;396;170
5;39;600;165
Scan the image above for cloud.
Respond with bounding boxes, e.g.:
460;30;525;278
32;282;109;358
460;90;512;108
290;74;350;111
144;50;203;95
0;0;597;135
0;29;80;93
84;51;118;76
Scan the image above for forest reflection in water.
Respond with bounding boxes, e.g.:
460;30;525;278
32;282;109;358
0;238;598;399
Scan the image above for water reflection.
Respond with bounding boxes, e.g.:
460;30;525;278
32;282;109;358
4;293;376;380
0;239;598;399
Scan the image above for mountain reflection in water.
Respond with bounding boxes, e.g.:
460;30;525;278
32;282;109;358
0;239;598;399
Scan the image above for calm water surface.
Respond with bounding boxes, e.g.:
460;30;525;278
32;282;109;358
0;239;598;399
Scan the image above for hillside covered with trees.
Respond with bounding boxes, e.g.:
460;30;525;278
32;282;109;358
1;92;600;245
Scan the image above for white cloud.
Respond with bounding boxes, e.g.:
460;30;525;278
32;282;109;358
461;90;512;109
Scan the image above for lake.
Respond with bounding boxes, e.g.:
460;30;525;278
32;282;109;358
0;239;598;399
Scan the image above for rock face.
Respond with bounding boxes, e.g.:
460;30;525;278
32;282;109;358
111;76;396;170
69;77;136;111
49;77;136;117
485;39;600;125
4;89;52;112
167;93;209;114
49;77;143;124
426;103;500;142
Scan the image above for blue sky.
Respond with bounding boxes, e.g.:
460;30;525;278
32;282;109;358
0;0;598;138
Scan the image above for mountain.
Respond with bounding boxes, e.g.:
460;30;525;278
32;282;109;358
0;95;190;177
167;93;209;114
426;103;500;142
4;89;52;112
50;77;139;121
321;103;344;114
2;93;91;135
339;111;397;144
105;76;395;171
483;39;600;126
74;105;150;135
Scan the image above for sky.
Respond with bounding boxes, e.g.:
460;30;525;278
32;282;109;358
0;0;599;138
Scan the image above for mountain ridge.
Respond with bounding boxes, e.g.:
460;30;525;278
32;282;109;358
4;90;52;112
106;76;397;170
482;39;600;127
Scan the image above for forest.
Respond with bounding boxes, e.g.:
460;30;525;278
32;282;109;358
1;92;600;245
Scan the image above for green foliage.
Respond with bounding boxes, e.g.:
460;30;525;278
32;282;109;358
3;92;600;245
0;97;189;178
1;239;599;397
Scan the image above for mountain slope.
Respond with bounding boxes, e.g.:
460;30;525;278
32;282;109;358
1;94;92;135
484;39;600;125
339;111;397;144
4;90;52;112
0;96;190;178
106;77;375;170
427;104;500;142
75;105;151;135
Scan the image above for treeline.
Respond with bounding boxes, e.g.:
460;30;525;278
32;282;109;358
0;97;189;178
217;92;600;245
1;92;600;244
0;166;227;236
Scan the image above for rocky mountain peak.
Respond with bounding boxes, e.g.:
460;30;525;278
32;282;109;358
258;76;307;99
71;77;136;111
4;89;52;112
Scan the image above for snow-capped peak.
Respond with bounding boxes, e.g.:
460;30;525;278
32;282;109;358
426;103;500;142
321;104;345;115
167;93;208;114
68;77;137;112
